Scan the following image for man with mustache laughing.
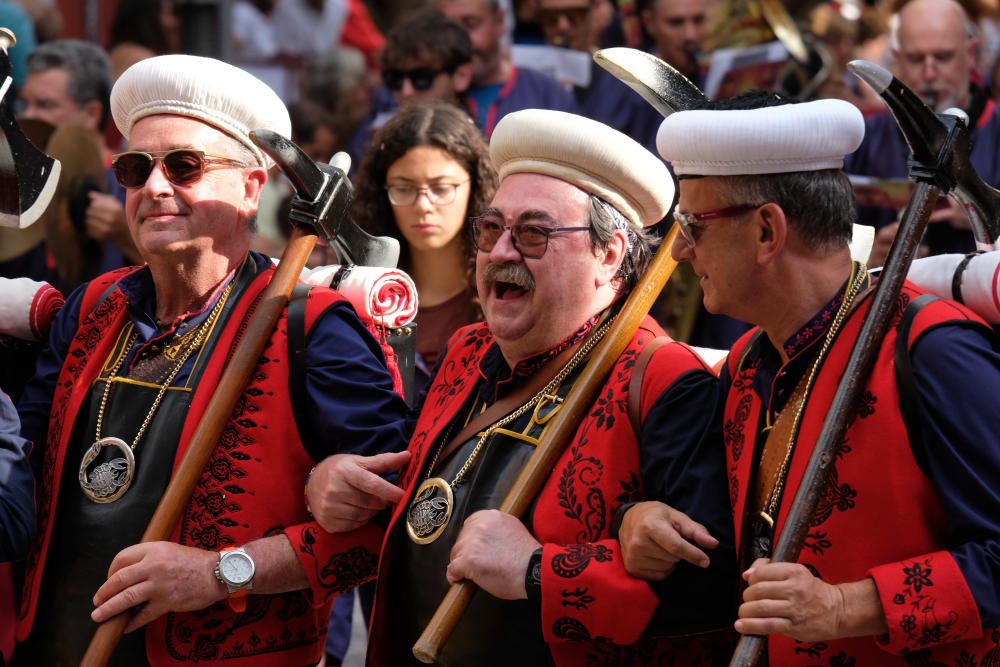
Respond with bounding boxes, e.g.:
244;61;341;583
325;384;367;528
305;108;738;665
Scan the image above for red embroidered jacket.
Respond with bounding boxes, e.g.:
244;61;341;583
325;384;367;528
368;316;729;666
723;284;1000;665
18;266;395;666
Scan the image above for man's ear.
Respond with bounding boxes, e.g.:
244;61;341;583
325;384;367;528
596;228;628;287
452;62;474;94
82;100;104;132
755;202;787;266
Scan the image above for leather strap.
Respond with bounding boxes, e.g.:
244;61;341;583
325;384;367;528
627;336;672;435
951;251;981;304
436;344;580;464
750;370;811;517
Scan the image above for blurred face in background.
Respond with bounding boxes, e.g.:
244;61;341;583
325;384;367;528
536;0;594;51
386;145;472;254
383;53;473;105
19;68;101;130
642;0;707;77
893;0;974;112
438;0;506;84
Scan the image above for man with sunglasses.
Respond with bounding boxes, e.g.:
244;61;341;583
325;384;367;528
305;108;737;665
619;92;1000;665
12;54;410;666
346;10;475;168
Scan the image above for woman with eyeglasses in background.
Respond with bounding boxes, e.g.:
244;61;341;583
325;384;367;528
354;102;498;394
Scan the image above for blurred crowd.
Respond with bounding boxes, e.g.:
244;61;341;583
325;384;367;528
2;0;1000;664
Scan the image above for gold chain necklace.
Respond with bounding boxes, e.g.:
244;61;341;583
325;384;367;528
759;262;868;532
406;315;615;545
78;281;233;504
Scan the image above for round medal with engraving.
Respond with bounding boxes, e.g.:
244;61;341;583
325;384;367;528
79;436;135;504
406;477;454;544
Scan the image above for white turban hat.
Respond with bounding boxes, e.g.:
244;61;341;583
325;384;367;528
656;98;865;176
111;55;291;168
490;109;674;230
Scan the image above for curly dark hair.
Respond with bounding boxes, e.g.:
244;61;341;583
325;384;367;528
353;103;498;288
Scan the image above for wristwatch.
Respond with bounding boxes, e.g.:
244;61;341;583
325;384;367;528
214;546;255;612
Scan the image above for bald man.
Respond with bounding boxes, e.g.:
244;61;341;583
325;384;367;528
845;0;996;262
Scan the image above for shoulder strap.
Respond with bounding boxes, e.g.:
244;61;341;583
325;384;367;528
627;337;672;436
287;283;317;458
894;293;938;456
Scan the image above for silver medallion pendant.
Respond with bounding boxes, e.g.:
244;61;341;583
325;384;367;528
79;436;135;503
406;477;454;545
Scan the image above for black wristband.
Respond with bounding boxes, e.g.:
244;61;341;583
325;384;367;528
611;501;638;539
525;548;543;609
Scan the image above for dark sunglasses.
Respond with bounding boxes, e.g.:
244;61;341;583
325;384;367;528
111;149;248;189
382;67;448;92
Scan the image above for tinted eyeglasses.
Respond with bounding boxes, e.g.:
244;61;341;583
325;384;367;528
471;217;591;259
673;204;760;248
536;7;590;30
111;149;248;189
382;67;449;92
385;181;469;206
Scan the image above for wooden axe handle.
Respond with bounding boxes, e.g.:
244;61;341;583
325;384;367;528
413;225;681;663
81;226;318;666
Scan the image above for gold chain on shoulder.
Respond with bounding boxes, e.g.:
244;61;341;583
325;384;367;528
765;261;868;519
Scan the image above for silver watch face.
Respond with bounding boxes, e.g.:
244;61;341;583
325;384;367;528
220;551;254;586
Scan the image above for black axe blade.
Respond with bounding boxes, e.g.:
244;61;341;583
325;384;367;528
594;47;707;118
848;59;1000;246
0;28;60;229
250;129;400;268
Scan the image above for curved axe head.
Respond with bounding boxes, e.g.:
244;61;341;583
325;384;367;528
0;28;60;229
848;59;1000;246
594;47;707;117
250;129;399;268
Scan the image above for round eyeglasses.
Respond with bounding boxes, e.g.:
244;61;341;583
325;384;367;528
111;149;248;189
471;217;591;259
385;181;469;207
673;204;761;248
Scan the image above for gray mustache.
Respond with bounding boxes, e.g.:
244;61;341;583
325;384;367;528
483;262;535;291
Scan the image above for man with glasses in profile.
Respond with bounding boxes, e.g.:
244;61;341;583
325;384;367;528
12;54;410;666
304;108;737;665
620;92;1000;666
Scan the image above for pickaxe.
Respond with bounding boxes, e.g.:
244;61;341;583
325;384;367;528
0;27;60;229
251;130;400;269
848;60;1000;247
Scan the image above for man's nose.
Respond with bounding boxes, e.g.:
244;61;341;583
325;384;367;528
670;226;693;262
399;78;417;99
921;55;939;80
488;228;522;262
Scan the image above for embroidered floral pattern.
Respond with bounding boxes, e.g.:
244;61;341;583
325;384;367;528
513;314;599;377
557;440;608;542
552;544;614;578
891;558;964;649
